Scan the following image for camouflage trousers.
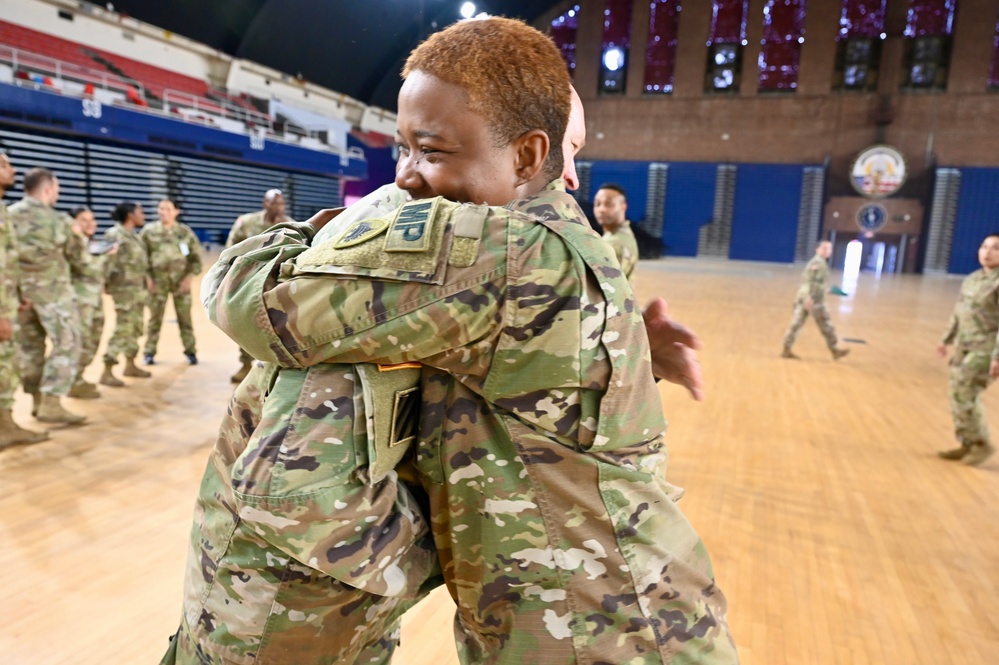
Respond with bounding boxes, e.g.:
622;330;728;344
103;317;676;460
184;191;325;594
948;350;995;447
0;337;18;409
76;296;105;377
103;286;147;364
18;297;81;396
783;299;838;350
145;276;196;356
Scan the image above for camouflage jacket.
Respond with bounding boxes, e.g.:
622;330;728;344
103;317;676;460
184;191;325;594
67;227;105;307
603;221;638;280
0;201;19;321
8;197;76;305
942;268;999;359
205;182;735;662
103;223;148;292
796;253;829;303
226;210;295;248
140;220;203;281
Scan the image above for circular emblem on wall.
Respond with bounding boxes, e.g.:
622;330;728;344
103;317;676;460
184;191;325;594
857;203;888;232
850;145;907;198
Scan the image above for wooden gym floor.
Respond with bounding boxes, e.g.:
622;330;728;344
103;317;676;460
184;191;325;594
1;255;997;664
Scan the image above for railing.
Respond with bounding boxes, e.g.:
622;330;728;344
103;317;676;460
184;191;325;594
0;44;143;97
163;88;272;132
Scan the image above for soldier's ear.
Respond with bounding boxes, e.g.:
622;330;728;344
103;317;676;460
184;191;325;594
512;129;549;187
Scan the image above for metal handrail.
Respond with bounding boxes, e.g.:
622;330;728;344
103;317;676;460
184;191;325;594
0;44;144;96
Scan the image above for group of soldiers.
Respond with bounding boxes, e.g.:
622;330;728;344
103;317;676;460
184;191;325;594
0;153;204;449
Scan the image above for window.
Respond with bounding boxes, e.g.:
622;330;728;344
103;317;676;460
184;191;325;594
990;14;999;90
600;0;634;94
644;0;682;94
900;0;957;92
757;0;807;93
551;5;581;80
833;1;886;92
705;0;749;93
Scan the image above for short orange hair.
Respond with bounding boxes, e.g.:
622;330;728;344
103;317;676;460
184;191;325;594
403;17;570;181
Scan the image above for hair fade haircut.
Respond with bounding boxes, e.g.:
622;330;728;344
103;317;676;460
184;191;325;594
23;167;55;194
596;183;627;201
111;201;140;223
403;16;571;181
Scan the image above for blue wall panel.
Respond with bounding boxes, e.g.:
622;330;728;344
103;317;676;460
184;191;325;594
730;164;804;263
949;167;999;274
589;161;650;227
662;162;716;257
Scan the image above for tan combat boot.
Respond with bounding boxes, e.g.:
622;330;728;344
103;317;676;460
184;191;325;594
230;360;252;384
832;347;850;360
781;346;800;360
0;408;49;450
35;394;86;425
68;379;101;399
963;443;996;466
123;356;152;378
30;391;41;416
938;445;970;460
100;363;125;387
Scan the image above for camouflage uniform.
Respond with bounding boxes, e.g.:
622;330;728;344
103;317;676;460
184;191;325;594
227;210;295;367
782;253;839;351
8;197;81;397
140;220;203;356
203;181;738;664
68;227;107;377
102;223;149;365
603;220;638;280
941;268;999;449
0;200;20;410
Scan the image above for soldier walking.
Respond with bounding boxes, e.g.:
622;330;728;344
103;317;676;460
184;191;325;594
782;240;850;360
0;152;48;448
100;201;151;386
937;232;999;466
140;199;203;365
8;168;86;425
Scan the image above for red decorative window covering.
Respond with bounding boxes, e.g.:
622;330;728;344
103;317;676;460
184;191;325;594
838;0;886;40
602;0;634;51
709;0;750;44
551;5;581;78
644;0;682;93
989;14;999;88
758;0;807;91
904;0;958;37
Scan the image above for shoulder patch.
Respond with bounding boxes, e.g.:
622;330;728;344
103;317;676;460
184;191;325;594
384;199;442;252
334;218;390;248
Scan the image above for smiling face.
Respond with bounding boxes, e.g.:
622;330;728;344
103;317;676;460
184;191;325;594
0;154;15;190
978;235;999;271
74;208;96;237
157;199;179;226
394;70;527;206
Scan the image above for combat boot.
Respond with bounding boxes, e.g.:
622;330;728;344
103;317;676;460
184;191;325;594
0;408;48;449
963;443;996;466
30;391;41;417
68;379;101;399
100;363;125;388
123;356;152;378
832;347;850;360
938;446;970;460
781;346;800;360
35;394;86;425
230;360;252;384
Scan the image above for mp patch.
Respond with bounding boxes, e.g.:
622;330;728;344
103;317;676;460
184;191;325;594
384;198;441;252
334;217;390;248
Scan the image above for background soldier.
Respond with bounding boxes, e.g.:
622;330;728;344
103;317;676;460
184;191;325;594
68;206;112;398
9;168;85;425
140;198;203;365
593;183;639;280
0;152;48;448
225;188;294;383
100;201;151;386
936;232;999;466
782;240;850;361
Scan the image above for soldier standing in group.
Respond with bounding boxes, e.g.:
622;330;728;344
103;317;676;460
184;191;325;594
0;152;48;449
593;183;639;280
67;206;113;398
225;188;294;383
782;239;850;360
8;168;85;425
937;232;999;466
100;201;151;387
140;199;203;365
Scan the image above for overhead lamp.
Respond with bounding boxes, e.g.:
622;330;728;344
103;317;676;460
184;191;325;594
460;2;475;19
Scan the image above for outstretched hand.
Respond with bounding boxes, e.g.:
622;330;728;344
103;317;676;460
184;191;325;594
642;297;705;401
305;208;345;232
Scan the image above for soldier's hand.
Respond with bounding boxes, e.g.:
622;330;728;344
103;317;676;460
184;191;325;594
643;297;705;401
18;298;31;312
0;317;12;342
990;359;999;379
936;343;949;359
108;242;120;256
146;277;156;294
180;275;192;293
305;208;345;232
804;296;814;312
